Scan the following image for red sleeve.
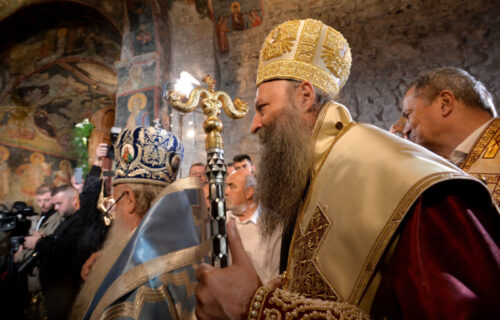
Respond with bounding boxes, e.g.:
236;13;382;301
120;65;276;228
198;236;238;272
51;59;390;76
375;182;500;320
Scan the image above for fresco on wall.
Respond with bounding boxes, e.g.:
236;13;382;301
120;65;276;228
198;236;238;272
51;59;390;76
3;25;120;78
116;89;156;129
212;0;263;53
0;62;115;157
0;0;124;32
128;0;157;55
0;2;121;207
0;143;77;207
118;60;156;94
156;0;171;83
0;145;10;200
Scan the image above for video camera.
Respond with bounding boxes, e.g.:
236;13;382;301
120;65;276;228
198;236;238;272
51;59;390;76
0;201;36;251
0;202;36;234
106;126;122;160
0;202;44;275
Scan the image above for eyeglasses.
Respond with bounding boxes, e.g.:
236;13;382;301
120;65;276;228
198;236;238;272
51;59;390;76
103;192;126;216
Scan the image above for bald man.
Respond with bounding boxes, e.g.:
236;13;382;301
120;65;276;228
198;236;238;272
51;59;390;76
225;170;281;285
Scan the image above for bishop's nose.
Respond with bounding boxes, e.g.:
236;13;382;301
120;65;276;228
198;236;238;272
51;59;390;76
251;114;262;134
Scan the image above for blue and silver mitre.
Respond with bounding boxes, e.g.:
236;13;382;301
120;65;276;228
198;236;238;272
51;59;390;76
113;125;184;186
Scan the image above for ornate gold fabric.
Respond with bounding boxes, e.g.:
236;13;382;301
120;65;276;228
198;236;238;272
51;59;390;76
460;118;500;206
284;102;487;312
91;239;210;320
248;287;369;320
287;205;341;302
256;19;351;97
99;269;199;320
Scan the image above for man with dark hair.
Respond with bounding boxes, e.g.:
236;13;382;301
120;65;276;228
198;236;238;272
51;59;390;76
19;184;59;253
34;184;98;319
403;67;499;205
189;161;208;184
35;150;110;319
195;19;500;320
226;162;235;175
233;154;255;174
13;184;61;319
33;184;56;230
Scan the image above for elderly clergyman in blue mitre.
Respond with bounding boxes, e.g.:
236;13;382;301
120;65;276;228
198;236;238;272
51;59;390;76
72;124;211;320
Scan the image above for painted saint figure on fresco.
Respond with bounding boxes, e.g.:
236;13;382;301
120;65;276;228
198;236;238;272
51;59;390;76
0;145;10;199
16;152;52;197
231;2;245;31
248;9;262;28
126;92;149;129
53;159;73;186
216;16;230;53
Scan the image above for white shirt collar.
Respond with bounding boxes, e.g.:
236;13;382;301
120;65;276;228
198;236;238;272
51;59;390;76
228;205;260;225
449;119;493;165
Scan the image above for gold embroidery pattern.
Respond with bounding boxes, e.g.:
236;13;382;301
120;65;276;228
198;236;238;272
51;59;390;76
248;286;272;319
100;268;198;320
321;28;351;86
257;60;339;98
483;122;500;159
463;119;500;169
261;20;300;61
348;172;479;303
90;240;211;320
295;19;323;63
255;288;369;319
469;173;500;207
100;282;174;320
288;206;339;301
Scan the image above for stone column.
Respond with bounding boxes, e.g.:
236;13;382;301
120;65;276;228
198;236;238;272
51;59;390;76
114;0;171;130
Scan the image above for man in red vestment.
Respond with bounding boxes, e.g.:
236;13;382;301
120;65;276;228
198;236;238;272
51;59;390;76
194;19;500;319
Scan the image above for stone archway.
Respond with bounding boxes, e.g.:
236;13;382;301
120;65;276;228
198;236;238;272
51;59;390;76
0;1;121;205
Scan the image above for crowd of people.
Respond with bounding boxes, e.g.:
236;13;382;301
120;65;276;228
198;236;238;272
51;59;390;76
0;17;498;320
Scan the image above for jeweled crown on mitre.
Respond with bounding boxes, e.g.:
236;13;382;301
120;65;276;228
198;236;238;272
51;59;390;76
256;19;352;97
113;124;184;187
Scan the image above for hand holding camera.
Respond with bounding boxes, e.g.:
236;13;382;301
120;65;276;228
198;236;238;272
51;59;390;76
23;231;44;250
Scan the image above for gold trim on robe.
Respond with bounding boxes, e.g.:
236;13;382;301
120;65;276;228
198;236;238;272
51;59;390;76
284;102;489;312
91;240;211;320
460;118;500;207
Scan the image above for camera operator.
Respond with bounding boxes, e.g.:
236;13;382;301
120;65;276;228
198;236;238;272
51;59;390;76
12;184;62;319
34;143;109;320
15;184;59;258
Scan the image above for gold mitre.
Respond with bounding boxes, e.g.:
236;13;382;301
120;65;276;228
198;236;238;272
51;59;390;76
256;19;351;97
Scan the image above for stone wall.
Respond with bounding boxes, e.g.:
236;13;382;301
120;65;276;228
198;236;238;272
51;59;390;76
1;0;497;187
193;0;500;167
168;1;218;177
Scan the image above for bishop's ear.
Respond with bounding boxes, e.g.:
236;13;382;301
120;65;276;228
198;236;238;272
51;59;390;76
297;81;316;112
121;189;137;215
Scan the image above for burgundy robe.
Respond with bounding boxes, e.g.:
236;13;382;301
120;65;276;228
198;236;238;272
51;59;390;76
260;182;500;319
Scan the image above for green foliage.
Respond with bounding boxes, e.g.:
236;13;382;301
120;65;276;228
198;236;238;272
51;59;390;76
72;118;94;176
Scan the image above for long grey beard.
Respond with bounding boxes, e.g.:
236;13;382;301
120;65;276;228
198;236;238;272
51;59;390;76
256;103;314;239
70;216;132;319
